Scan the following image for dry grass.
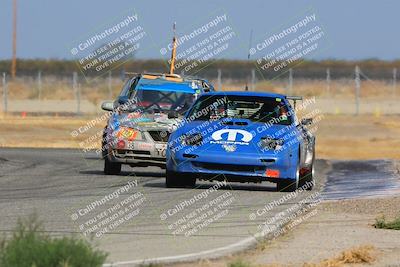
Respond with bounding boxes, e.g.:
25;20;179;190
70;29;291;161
315;115;400;159
0;114;399;160
302;245;377;267
0;116;104;149
374;216;400;230
181;245;377;267
4;76;124;104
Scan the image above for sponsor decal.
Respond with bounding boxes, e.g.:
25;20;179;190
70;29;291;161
211;129;253;145
116;128;138;141
127;112;142;119
136;142;154;150
222;144;237;152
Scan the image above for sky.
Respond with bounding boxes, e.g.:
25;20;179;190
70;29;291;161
0;0;398;60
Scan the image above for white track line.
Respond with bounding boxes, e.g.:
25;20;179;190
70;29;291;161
103;203;307;267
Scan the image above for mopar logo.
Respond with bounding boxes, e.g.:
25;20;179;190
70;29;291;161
211;129;253;145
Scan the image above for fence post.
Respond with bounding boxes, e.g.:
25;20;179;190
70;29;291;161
77;83;81;115
2;73;7;114
326;68;331;96
217;69;222;91
73;72;79;115
393;68;397;97
288;68;293;95
37;70;42;100
355;66;360;116
121;68;126;81
251;69;256;91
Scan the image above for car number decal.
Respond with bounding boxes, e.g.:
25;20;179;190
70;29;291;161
155;143;167;157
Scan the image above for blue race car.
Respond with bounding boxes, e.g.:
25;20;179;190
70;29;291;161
100;73;214;175
166;91;315;192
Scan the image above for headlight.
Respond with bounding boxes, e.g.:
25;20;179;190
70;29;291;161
114;127;144;141
181;133;203;146
259;137;284;151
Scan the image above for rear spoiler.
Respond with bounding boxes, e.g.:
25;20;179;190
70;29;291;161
286;96;303;101
124;72;183;82
286;95;303;109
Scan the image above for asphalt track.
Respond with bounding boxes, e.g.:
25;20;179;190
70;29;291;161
0;148;398;266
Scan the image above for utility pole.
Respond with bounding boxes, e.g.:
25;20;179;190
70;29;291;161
2;73;7;113
217;69;222;91
355;66;360;116
251;69;256;91
11;0;17;79
326;68;331;96
37;71;42;100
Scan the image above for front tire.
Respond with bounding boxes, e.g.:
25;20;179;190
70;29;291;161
277;179;298;192
299;150;315;190
101;128;108;159
277;162;299;192
104;157;121;175
166;171;196;188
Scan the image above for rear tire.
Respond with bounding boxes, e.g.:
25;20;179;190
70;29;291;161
104;157;121;175
166;171;196;188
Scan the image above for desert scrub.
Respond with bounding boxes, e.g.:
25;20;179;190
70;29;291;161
0;214;107;267
374;215;400;230
138;264;163;267
227;259;253;267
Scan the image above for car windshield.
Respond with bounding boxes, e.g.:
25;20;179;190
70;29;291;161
126;89;196;115
187;95;292;125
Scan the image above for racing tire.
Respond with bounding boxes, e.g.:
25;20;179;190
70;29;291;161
166;171;179;187
101;128;107;159
277;179;298;192
277;163;300;192
104;157;121;175
166;171;196;188
299;151;315;191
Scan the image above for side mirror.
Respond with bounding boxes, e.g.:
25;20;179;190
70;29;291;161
301;118;313;126
118;96;129;104
168;111;179;119
101;101;114;111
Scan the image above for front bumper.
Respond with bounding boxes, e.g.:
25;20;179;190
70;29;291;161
107;140;167;168
167;147;298;182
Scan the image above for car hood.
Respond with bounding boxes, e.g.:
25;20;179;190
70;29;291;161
110;112;182;131
175;119;294;154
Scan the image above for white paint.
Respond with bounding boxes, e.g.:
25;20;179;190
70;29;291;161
212;129;253;142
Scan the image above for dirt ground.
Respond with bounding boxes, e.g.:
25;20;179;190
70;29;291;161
170;196;400;267
0;114;399;160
